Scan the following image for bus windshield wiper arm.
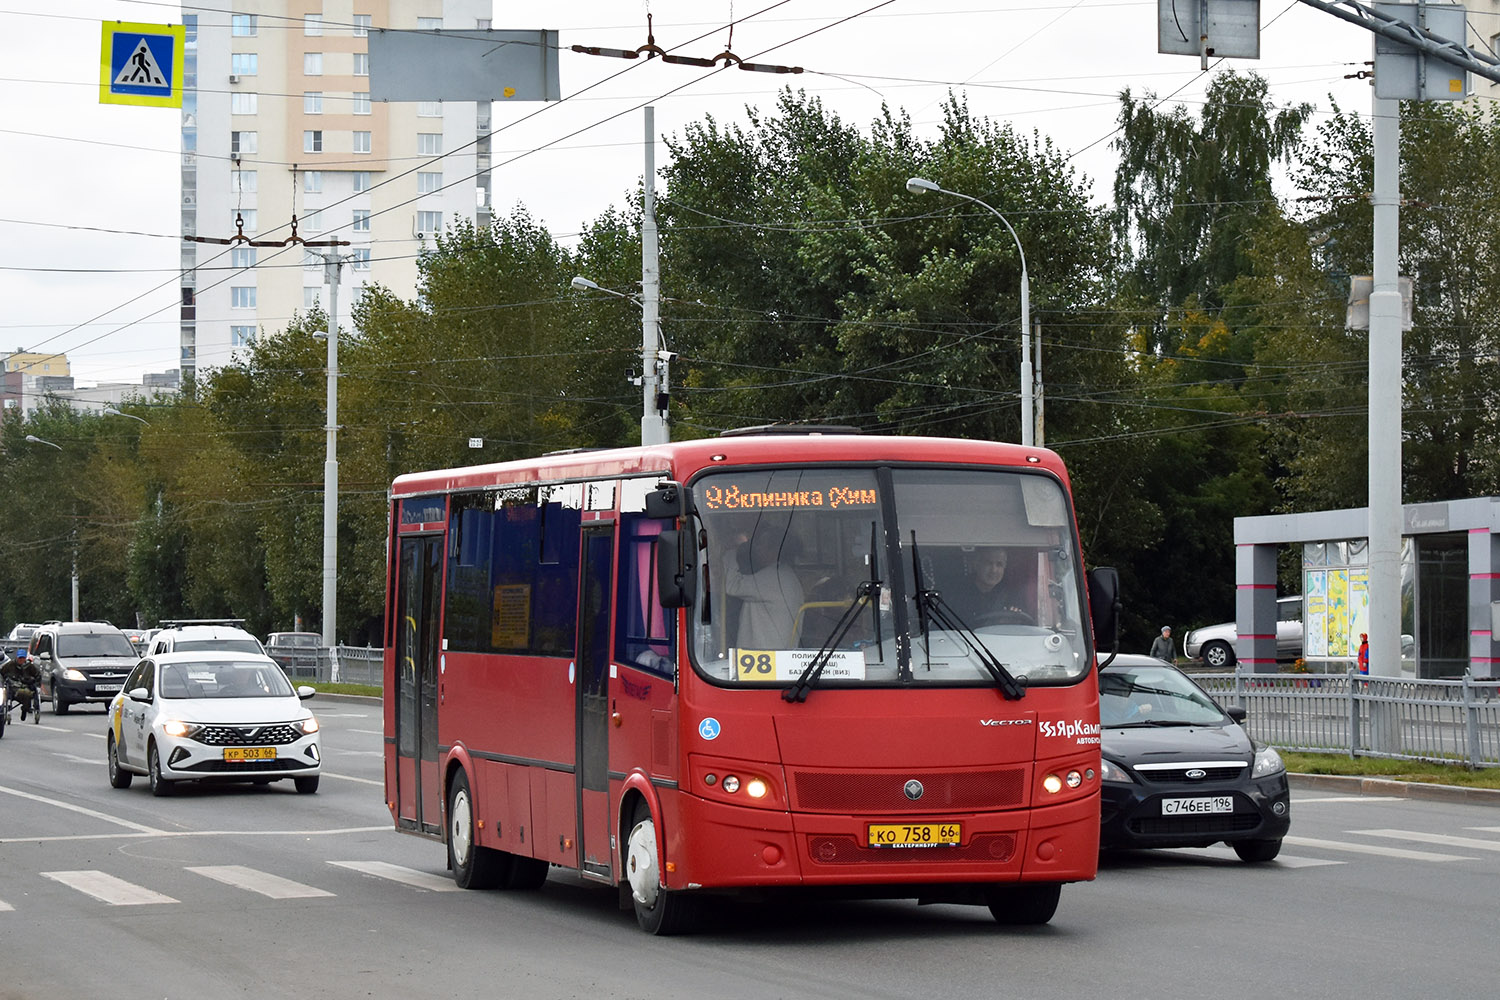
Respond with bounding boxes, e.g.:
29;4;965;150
785;521;883;703
783;580;879;703
916;589;1026;700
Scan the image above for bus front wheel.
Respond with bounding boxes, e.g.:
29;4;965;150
986;882;1061;925
625;801;698;935
448;770;509;890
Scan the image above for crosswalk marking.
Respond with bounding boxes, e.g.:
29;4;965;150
1286;835;1474;862
1353;829;1500;853
42;870;177;905
1149;845;1343;868
187;865;335;899
329;860;459;892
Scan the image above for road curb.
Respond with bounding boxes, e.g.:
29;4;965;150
1290;771;1500;807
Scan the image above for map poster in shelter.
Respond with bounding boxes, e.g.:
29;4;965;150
1304;570;1328;657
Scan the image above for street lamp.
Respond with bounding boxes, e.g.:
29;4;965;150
102;406;149;425
23;434;77;618
906;176;1035;447
570;275;669;445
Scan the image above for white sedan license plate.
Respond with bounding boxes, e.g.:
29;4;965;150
1162;796;1233;816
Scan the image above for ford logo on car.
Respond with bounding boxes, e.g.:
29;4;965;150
1185;768;1207;780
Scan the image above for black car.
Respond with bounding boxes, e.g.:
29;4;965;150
1097;654;1291;862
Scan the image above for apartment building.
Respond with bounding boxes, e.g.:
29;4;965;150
181;2;494;381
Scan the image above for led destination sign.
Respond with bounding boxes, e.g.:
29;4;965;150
700;482;877;511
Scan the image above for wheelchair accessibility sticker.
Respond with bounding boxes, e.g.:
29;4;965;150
698;717;721;741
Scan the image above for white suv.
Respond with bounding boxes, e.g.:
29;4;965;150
1184;596;1303;668
148;621;266;658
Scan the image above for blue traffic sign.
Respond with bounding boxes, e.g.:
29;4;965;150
100;21;185;108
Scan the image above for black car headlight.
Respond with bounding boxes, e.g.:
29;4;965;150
1252;745;1285;779
1099;757;1134;784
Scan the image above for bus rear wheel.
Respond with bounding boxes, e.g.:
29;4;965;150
625;801;698;935
448;770;510;889
986;882;1061;925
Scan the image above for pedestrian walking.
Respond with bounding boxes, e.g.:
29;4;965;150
1150;626;1175;663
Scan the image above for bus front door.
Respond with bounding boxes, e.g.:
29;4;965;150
576;524;615;879
395;534;443;835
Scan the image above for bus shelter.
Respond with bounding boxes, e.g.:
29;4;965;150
1234;497;1500;679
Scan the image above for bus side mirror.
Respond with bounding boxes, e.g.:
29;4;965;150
1087;566;1121;648
656;529;698;608
645;482;693;519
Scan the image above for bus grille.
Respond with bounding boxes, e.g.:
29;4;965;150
1128;813;1259;837
808;834;1016;865
791;769;1026;813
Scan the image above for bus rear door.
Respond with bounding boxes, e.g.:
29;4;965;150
394;533;443;834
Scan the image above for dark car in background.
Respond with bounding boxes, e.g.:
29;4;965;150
31;621;140;715
1097;654;1291;862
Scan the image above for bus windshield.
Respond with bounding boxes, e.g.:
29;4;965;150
690;466;1091;689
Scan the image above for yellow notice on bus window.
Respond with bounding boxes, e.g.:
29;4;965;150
492;584;531;648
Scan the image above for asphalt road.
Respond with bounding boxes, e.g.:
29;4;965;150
3;699;1498;1000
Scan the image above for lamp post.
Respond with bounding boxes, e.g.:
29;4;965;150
906;177;1034;447
571;276;670;445
24;434;77;619
102;406;149;425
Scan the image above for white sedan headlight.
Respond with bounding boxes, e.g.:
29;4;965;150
1252;745;1285;779
293;717;319;735
162;720;203;739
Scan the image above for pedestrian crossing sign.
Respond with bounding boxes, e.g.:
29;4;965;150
100;21;185;108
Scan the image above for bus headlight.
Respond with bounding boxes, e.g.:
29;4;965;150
745;778;768;799
1042;773;1063;794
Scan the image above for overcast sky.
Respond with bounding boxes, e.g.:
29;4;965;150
0;1;1443;385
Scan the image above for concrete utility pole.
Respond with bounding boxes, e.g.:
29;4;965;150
1367;93;1402;679
640;106;668;446
318;253;345;679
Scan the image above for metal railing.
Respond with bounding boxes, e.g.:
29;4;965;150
1194;670;1500;768
275;645;383;688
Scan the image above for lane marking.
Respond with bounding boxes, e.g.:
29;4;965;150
51;752;102;765
330;860;460;892
1149;845;1343;868
0;899;12;912
188;865;335;899
42;870;177;906
323;771;382;786
0;783;165;834
327;749;384;758
1353;829;1500;853
1285;835;1474;861
1291;796;1404;804
1;825;390;845
350;729;384;735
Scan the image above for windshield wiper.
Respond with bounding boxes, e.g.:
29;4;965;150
910;556;1025;700
1109;719;1204;728
785;523;882;703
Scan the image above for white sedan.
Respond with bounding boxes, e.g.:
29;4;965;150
107;652;321;796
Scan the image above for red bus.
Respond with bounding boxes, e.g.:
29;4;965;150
382;430;1119;933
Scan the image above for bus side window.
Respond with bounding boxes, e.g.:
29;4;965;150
616;513;676;677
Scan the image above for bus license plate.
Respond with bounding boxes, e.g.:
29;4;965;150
868;823;961;848
1161;796;1233;815
224;747;277;761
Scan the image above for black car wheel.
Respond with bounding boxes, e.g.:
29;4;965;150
1201;640;1236;669
108;734;133;789
148;742;174;797
1232;838;1282;863
986;882;1062;925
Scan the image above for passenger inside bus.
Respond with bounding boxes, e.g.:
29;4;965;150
719;515;806;650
